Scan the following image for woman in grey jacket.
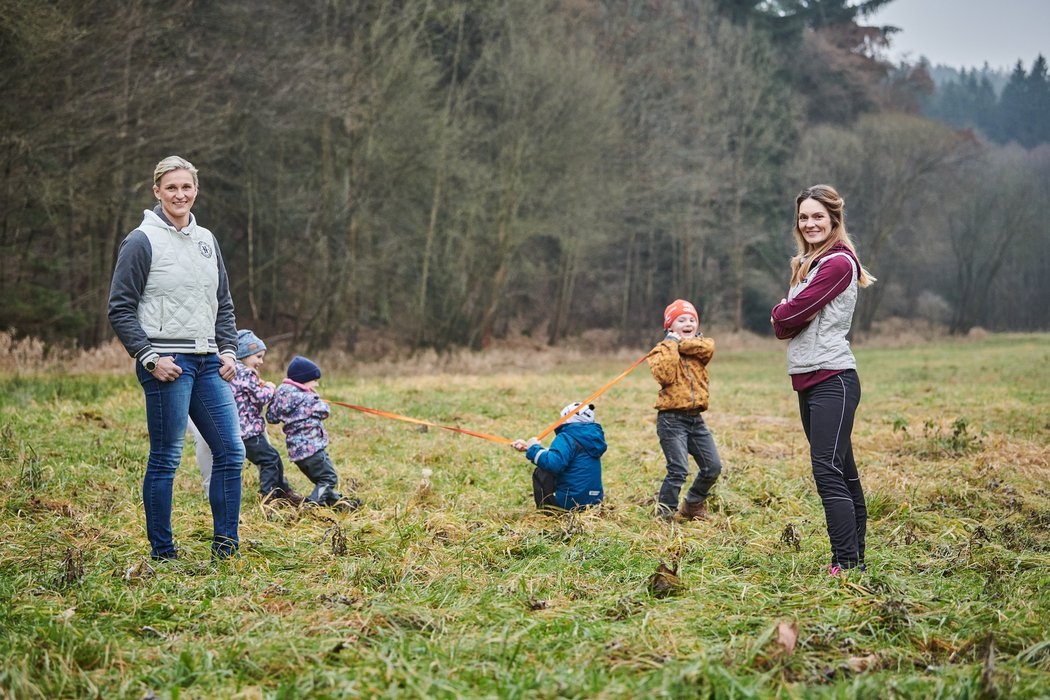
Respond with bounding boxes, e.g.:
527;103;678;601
108;156;244;560
770;184;876;576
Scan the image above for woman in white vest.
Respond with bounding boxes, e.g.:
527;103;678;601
770;185;876;577
108;156;244;561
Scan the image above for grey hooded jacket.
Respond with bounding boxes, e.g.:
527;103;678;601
108;206;237;365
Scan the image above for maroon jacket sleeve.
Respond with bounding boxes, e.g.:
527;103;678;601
771;255;855;339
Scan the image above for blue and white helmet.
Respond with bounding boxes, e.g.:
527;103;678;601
560;402;595;424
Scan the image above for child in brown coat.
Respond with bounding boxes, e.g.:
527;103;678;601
647;299;723;521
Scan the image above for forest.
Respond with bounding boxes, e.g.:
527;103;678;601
2;0;1048;353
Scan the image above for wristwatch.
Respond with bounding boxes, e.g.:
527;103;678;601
143;354;159;373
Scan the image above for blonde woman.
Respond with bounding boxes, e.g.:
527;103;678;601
108;156;243;560
771;184;876;576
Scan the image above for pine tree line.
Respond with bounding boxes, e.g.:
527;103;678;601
924;56;1050;148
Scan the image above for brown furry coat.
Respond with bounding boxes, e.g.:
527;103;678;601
647;336;716;412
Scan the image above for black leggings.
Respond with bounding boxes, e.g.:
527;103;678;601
798;369;866;568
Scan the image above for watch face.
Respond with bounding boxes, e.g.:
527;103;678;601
145;360;158;372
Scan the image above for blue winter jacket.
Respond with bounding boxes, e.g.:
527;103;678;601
525;422;606;509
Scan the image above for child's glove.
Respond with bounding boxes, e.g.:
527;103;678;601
665;331;681;342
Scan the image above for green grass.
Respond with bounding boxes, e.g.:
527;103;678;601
1;334;1048;698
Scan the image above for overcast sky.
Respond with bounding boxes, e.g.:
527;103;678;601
866;0;1050;71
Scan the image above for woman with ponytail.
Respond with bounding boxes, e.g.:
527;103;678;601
771;184;876;576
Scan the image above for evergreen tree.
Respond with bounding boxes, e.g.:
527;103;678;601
925;68;998;137
1023;55;1050;146
713;0;897;125
997;61;1030;145
996;56;1049;147
712;0;894;39
973;73;999;136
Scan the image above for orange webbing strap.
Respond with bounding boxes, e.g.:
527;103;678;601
325;398;515;445
535;354;649;440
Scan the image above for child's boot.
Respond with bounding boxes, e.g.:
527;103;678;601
678;499;709;521
655;503;676;521
332;497;363;514
283;489;306;507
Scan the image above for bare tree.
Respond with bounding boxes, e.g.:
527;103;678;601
455;1;621;348
794;113;980;331
942;147;1043;333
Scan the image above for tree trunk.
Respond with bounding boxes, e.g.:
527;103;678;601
418;6;465;344
731;198;744;332
548;235;579;345
246;165;259;320
475;138;525;348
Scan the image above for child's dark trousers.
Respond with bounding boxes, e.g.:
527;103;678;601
656;409;722;514
532;467;557;509
293;449;344;505
243;434;294;498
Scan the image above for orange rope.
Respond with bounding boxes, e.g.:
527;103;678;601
535;354;649;440
324;353;649;446
324;398;514;444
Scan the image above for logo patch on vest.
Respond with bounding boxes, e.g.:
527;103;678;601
197;240;214;259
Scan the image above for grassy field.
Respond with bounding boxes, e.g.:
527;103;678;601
1;334;1048;699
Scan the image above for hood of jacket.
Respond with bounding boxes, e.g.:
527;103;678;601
144;205;198;234
555;422;607;458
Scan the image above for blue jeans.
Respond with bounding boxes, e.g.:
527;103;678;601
656;410;723;513
137;354;244;559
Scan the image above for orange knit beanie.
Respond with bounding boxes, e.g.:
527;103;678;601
663;299;698;329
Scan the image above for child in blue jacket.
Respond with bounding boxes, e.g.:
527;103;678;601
511;402;606;511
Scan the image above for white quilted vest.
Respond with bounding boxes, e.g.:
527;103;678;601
135;209;220;352
786;252;859;375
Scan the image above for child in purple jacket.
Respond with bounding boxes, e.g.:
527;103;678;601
231;330;304;506
266;355;361;512
184;331;305;506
